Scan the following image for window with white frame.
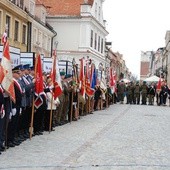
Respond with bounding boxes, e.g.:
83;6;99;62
29;0;35;15
14;20;19;41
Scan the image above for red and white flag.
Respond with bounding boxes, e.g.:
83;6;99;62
1;42;15;103
1;31;7;45
34;54;44;109
50;50;62;99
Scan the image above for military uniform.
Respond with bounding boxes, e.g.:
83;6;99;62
134;82;141;104
117;81;125;104
147;84;156;105
141;81;148;105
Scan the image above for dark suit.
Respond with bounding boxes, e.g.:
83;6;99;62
7;79;22;143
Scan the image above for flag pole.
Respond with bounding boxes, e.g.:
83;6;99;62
29;53;38;139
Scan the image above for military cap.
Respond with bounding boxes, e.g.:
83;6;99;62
22;64;30;70
12;65;22;73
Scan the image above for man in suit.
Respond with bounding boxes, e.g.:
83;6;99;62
7;66;23;147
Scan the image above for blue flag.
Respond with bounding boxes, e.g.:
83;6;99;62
91;67;96;89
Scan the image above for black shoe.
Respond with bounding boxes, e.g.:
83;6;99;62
18;137;25;141
0;147;5;152
7;142;15;148
12;141;20;146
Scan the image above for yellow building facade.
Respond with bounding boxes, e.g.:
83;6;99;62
0;0;29;52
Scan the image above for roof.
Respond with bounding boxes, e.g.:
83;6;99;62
41;0;94;16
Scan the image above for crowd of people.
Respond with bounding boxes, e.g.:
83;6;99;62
0;64;114;155
0;63;170;155
115;80;170;106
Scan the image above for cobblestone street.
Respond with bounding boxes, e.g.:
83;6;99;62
0;104;170;170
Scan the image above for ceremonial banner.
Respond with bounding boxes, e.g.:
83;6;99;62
34;54;44;109
1;42;15;102
50;50;62;99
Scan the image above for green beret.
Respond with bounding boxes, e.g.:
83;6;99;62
60;71;65;76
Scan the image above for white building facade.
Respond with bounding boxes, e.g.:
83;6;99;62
45;0;108;70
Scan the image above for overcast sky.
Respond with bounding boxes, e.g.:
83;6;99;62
103;0;170;78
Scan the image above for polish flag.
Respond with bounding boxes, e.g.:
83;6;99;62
1;42;15;103
50;49;62;99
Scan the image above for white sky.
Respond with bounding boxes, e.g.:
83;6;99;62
103;0;170;78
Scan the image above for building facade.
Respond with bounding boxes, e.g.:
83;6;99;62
42;0;108;71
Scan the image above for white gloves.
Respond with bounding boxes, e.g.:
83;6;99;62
12;108;17;116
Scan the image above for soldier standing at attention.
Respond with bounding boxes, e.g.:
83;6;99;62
117;81;125;104
147;82;156;105
126;82;133;104
141;81;148;105
134;81;141;104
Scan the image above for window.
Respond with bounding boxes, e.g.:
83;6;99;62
22;24;26;44
14;20;19;41
20;0;24;9
95;3;97;18
90;30;93;47
101;38;103;53
10;0;16;4
41;10;46;23
29;0;35;15
6;15;11;37
98;36;100;52
43;34;47;50
98;6;101;21
94;33;97;50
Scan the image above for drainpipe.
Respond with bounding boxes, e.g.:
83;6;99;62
51;32;57;57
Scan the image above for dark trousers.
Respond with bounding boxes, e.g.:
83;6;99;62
34;109;45;132
44;110;54;131
8;107;20;142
